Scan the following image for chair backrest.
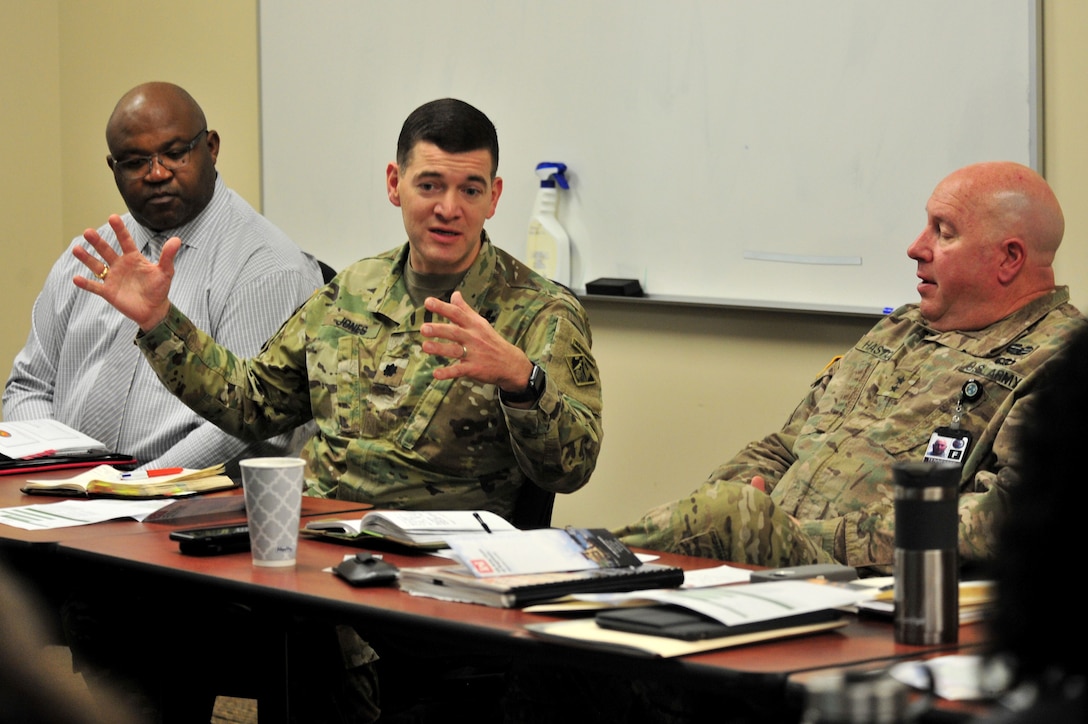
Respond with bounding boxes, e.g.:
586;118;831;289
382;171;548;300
511;484;555;529
318;260;337;284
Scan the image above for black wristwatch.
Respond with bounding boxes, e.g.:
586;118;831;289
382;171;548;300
500;363;546;404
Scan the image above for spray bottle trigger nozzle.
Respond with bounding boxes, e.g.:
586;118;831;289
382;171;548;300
535;162;569;189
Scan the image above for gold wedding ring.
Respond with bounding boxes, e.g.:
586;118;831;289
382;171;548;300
96;265;110;280
461;344;468;359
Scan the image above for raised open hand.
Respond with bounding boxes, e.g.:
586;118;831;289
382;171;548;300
421;291;533;394
71;214;179;331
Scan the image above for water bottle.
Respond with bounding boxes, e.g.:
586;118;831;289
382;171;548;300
892;461;959;645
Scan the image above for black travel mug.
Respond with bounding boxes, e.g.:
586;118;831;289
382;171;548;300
892;461;959;645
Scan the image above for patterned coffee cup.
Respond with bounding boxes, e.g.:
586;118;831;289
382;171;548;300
241;457;305;567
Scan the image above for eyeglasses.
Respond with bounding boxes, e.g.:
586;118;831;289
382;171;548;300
110;129;208;180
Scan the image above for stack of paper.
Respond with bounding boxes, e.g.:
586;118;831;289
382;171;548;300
0;419;137;475
0;419;108;459
397;527;683;608
525;580;875;657
854;579;995;624
398;563;685;608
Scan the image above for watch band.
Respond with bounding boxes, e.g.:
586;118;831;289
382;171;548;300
500;363;546;404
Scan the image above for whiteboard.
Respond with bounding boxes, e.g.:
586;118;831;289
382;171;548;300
259;0;1040;315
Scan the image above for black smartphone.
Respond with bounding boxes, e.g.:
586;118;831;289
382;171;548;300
169;524;251;556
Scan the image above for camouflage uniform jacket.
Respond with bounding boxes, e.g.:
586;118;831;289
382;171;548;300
137;236;603;517
705;287;1084;573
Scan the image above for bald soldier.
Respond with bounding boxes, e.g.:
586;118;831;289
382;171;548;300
3;82;322;474
616;161;1086;576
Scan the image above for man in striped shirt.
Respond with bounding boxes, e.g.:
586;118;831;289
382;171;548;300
2;82;322;474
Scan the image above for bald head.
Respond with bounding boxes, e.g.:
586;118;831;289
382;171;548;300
106;82;207;150
104;82;219;231
907;161;1063;332
944;161;1064;266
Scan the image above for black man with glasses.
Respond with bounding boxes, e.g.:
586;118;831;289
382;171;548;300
3;82;323;477
4;81;324;723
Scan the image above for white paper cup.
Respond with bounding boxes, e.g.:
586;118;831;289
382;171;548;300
240;457;305;567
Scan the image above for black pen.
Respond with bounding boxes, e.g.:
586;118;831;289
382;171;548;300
473;512;492;534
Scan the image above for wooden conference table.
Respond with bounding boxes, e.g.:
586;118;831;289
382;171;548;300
0;474;985;723
0;470;372;664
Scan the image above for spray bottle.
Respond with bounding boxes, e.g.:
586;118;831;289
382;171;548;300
526;162;571;286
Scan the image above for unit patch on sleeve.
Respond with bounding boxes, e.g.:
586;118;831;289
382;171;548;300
566;339;598;387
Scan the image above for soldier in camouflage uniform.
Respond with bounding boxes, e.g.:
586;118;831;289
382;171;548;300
72;98;602;520
616;161;1085;577
71;98;602;723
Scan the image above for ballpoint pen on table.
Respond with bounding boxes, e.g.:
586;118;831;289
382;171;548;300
473;512;493;534
121;467;184;480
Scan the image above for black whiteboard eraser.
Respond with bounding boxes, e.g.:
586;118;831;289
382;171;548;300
585;278;644;297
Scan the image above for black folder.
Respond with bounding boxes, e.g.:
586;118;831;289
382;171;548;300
595;605;843;641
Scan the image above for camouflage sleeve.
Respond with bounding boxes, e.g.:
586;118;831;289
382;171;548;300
799;466;1010;572
137;303;312;440
799;509;882;569
501;299;603;494
797;383;1029;572
703;357;892;568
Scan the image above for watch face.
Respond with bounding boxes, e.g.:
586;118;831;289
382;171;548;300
529;364;545;390
502;363;545;403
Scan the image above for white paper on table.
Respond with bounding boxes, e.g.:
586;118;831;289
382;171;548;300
0;499;173;530
595;579;877;627
680;564;753;587
0;419;108;459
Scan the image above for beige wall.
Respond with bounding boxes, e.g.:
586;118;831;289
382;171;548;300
54;0;262;243
1043;1;1088;315
1;1;62;376
3;1;1086;530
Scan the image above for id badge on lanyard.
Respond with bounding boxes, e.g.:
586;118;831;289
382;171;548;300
923;379;981;466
